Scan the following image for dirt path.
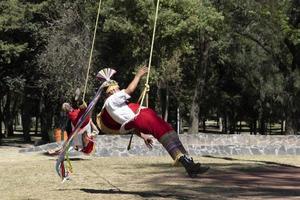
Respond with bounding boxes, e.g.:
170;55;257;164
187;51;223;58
0;146;300;200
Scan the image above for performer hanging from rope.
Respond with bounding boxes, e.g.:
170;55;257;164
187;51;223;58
97;66;209;178
62;101;99;154
63;88;83;139
48;100;99;156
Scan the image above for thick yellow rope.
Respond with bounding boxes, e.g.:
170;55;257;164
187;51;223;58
128;0;160;151
65;0;102;177
82;0;103;101
138;0;160;108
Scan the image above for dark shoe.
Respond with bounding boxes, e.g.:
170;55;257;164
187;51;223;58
178;155;210;178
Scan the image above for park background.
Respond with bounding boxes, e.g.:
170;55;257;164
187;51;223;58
1;0;300;142
1;1;300;200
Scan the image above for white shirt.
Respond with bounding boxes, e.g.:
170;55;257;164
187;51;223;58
103;90;136;128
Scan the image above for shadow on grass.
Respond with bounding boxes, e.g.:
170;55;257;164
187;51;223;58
55;159;300;200
134;162;264;171
58;155;300;199
46;156;89;161
79;185;300;200
130;160;300;199
0;138;35;148
203;155;300;168
80;188;192;200
198;186;300;198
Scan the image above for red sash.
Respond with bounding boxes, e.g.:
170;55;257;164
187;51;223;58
98;103;140;133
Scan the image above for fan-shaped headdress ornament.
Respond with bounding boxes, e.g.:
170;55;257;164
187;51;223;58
97;68;119;93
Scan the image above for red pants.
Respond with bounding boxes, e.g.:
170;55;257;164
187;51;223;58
125;104;173;140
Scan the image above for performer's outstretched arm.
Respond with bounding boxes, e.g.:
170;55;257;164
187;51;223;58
134;131;153;149
125;66;148;95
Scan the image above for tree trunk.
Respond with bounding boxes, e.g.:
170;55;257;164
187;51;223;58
21;112;32;142
158;82;169;122
250;119;257;135
259;117;266;135
188;83;200;134
239;121;242;134
283;1;300;134
3;90;22;137
188;37;209;134
202;118;206;132
281;120;285;134
219;117;223;132
163;86;169;122
224;114;228;134
286;0;300;71
3;93;14;137
228;116;236;134
40;97;54;142
35;116;39;135
176;107;181;133
156;83;163;117
21;93;34;142
0;118;2;139
285;115;297;134
0;98;3;140
285;102;297;134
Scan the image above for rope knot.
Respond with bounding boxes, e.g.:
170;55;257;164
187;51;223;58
144;84;150;92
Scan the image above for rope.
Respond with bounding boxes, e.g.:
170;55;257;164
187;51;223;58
82;0;102;101
62;0;102;178
128;0;160;150
138;0;160;108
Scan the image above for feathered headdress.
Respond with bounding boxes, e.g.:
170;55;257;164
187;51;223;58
97;68;116;81
97;68;119;93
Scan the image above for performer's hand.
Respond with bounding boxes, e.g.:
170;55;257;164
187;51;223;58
145;137;153;149
142;134;153;150
91;130;98;136
136;66;148;78
79;101;87;109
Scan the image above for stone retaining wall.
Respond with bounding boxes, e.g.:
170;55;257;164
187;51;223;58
20;133;300;157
